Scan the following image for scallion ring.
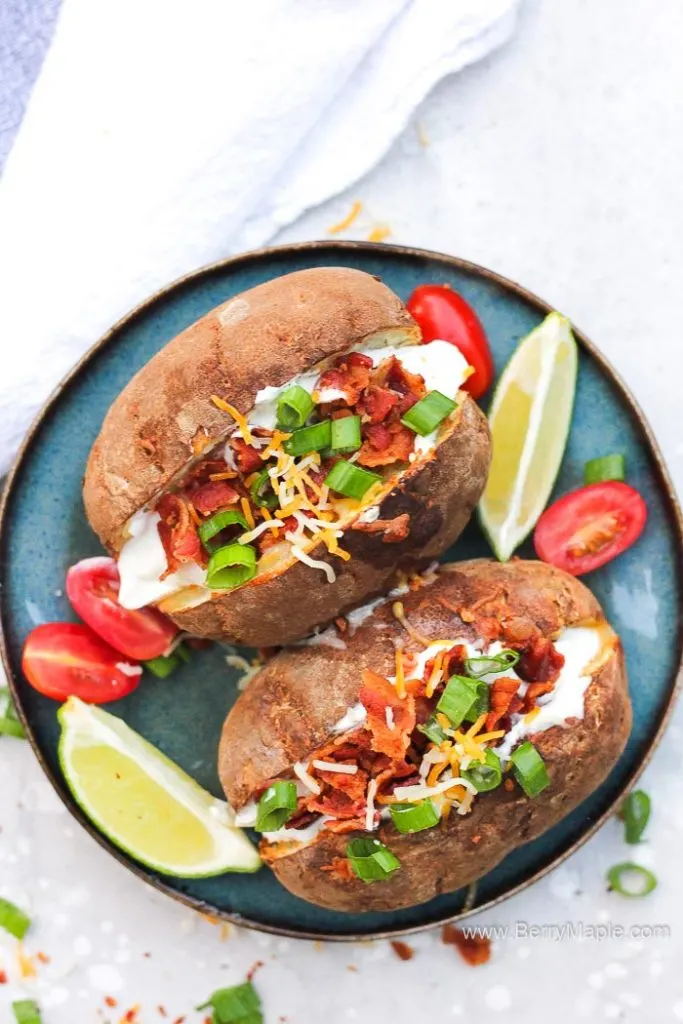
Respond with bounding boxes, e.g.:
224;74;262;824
389;800;440;834
329;415;362;455
465;649;520;678
619;790;651;844
346;838;400;883
418;714;449;745
436;675;478;728
197;980;263;1023
462;749;503;792
12;1000;42;1024
206;543;257;590
198;509;248;551
607;862;657;898
283;419;332;456
254;780;298;833
0;897;31;940
324;460;381;501
584;453;626;485
400;391;457;436
510;741;550;798
277;384;314;430
248;467;279;510
143;644;192;679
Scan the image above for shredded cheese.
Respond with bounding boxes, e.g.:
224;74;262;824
466;713;488;739
475;730;506;743
239;518;285;544
240;497;256;531
262;430;291;460
394;645;406;699
293;761;321;795
209;471;238;481
394;774;477;802
328;200;362;235
311;760;358;775
427;759;449;787
211;397;254;444
367;224;391;243
385;706;395;731
425;652;445;698
188;502;202;527
391;601;431;646
291;546;336;583
524;706;542;724
365;778;378;831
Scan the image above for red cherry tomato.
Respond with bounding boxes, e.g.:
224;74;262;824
21;623;142;703
66;557;177;660
406;284;494;400
534;482;647;576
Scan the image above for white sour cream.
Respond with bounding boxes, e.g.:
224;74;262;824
117;510;207;610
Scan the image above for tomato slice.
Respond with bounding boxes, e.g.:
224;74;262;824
66;557;177;660
406;284;494;400
21;623;142;703
534;482;647;576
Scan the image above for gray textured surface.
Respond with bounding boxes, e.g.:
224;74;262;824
0;0;60;173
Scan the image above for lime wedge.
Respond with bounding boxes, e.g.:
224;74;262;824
479;312;577;561
58;697;261;877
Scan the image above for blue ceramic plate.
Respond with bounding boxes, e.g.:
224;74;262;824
1;242;681;941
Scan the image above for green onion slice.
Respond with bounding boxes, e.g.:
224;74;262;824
418;714;449;745
465;649;520;678
198;509;248;551
277;384;314;430
329;415;362;455
197;980;263;1023
619;790;651;844
12;1000;42;1024
0;897;31;939
462;749;503;792
436;675;478;728
248;468;279;510
324;460;381;501
510;741;550;798
144;649;182;678
400;391;457;436
584;453;626;485
347;838;400;883
283;419;332;456
463;679;489;723
607;862;657;898
206;543;257;590
254;781;298;833
0;689;25;738
389;800;440;834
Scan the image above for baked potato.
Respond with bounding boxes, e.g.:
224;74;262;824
220;559;631;912
83;267;491;647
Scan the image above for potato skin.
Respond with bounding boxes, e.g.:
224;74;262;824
219;559;631;912
83;267;419;550
172;393;491;646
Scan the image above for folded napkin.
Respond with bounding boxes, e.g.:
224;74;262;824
0;0;519;474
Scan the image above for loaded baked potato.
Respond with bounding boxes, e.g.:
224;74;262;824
219;559;631;912
83;267;491;647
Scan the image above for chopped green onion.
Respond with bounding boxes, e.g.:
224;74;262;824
418;714;449;745
248;468;278;510
463;679;489;723
400;391;457;436
462;749;503;792
206;543;257;590
347;837;400;883
0;689;25;738
197;980;263;1023
584;453;626;485
329;415;362;454
0;897;31;939
465;649;520;678
389;800;440;834
619;790;651;844
198;509;248;551
510;741;550;797
254;781;298;833
277;384;314;430
283;419;332;456
176;642;192;664
12;1000;42;1024
436;675;478;728
324;460;381;501
143;652;180;678
607;862;657;898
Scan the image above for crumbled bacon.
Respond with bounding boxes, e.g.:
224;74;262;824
318;353;372;404
156;493;204;572
324;816;368;834
358;421;415;467
515;635;565;683
258;516;298;554
486;676;521;731
321;857;355;881
442;924;492;965
359;669;416;760
358;385;399;424
352;513;411;543
287;809;319;831
313;763;369;804
390;940;415;961
443;643;468;678
189;480;239;515
521;680;555;713
230;437;264;473
307;789;364;820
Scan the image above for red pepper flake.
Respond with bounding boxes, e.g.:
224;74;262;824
0;970;7;984
390;940;415;961
104;996;118;1008
36;951;51;964
442;924;492;966
504;778;515;792
172;1017;186;1024
246;959;265;982
121;1006;141;1023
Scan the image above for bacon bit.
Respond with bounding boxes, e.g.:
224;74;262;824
358;421;415;467
325;815;368;834
158;1009;168;1018
367;224;391;243
442;924;492;966
522;681;555;713
313;763;369;804
486;676;521;731
327;200;363;234
36;951;51;964
0;970;7;984
335;616;348;633
307;788;364;820
156;493;204;572
471;834;482;844
318;355;372;405
321;856;355;882
390;940;415;961
358;385;399;424
105;996;119;1008
231;437;264;474
190;479;240;515
352;513;411;543
121;1006;141;1023
172;1017;186;1024
504;777;515;792
360;669;416;760
516;636;565;683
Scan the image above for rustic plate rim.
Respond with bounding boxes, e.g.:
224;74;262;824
1;239;681;942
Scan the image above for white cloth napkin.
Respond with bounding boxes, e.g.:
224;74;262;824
0;0;519;474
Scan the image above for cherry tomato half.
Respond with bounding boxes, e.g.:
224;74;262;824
406;284;494;400
534;481;647;576
66;557;177;660
21;622;142;703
